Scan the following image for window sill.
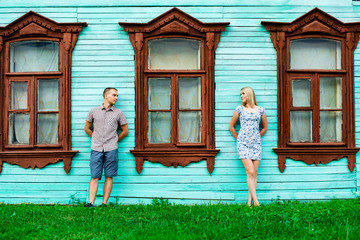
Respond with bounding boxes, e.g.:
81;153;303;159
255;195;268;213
0;150;78;174
130;149;220;174
273;147;359;172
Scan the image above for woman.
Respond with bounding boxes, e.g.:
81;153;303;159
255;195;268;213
229;87;267;207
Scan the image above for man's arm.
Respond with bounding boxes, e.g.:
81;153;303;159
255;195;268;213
118;124;128;142
84;121;93;138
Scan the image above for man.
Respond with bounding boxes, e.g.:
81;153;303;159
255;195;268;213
84;87;128;207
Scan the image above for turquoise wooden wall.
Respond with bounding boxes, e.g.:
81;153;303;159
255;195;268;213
0;0;360;204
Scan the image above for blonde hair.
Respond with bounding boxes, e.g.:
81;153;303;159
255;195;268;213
241;86;257;107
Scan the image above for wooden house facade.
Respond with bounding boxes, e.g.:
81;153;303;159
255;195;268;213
0;0;360;204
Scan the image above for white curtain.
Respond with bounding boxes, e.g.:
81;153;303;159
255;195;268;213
290;38;341;70
290;111;312;142
148;78;171;143
10;40;58;72
148;78;171;110
292;79;310;107
320;77;342;109
8;113;30;144
37;114;58;144
37;79;59;144
319;77;342;142
179;111;201;143
320;111;342;142
179;77;201;143
148;38;200;70
9;82;29;144
38;79;59;111
11;82;28;109
179;77;201;109
148;112;171;143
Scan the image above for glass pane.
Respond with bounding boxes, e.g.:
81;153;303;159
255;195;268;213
292;79;310;107
179;111;201;143
148;78;171;110
11;82;28;110
290;111;312;142
8;113;30;145
148;38;200;70
290;38;341;70
38;79;59;111
179;77;201;109
320;77;342;109
320;111;342;142
10;40;59;72
37;114;59;144
148;112;171;143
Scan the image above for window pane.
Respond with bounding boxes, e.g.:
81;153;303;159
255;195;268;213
148;38;200;70
179;77;201;109
38;79;59;111
292;79;310;107
10;40;59;72
320;77;342;109
320;111;342;142
37;114;59;144
8;113;30;145
11;82;28;110
290;38;341;70
179;111;201;143
148;112;171;143
290;111;312;142
148;78;171;110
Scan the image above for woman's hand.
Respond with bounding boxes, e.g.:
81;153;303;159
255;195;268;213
229;111;239;139
260;112;268;137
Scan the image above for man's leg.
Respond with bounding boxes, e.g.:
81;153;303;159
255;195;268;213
88;150;104;205
103;149;119;204
89;178;99;204
103;177;113;204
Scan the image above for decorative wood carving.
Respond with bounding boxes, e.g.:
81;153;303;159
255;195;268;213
0;11;87;174
120;8;228;174
19;23;48;36
262;8;360;172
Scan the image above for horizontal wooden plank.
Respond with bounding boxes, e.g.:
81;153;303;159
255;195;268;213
0;0;352;7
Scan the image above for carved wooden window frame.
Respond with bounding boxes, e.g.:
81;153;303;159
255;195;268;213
120;8;228;174
0;11;86;174
262;8;360;172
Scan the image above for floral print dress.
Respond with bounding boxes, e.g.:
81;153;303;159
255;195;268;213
235;105;265;160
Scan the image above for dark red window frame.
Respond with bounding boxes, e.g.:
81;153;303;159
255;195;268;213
120;8;229;174
262;8;360;172
0;11;86;174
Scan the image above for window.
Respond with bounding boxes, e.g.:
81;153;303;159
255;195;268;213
262;8;360;172
120;8;229;174
0;11;86;174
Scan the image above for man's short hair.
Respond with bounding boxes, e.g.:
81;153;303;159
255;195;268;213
103;87;118;98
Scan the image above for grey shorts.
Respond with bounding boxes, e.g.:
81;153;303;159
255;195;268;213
90;149;118;179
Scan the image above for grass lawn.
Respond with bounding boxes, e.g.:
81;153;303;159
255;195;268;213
1;198;359;239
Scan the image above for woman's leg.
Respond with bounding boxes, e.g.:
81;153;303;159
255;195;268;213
242;159;260;206
252;160;260;206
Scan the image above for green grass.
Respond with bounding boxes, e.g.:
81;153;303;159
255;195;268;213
1;198;360;239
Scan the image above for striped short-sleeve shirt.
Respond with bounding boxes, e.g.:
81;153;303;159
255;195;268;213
86;104;127;152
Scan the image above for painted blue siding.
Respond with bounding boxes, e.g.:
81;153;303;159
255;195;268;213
0;0;359;204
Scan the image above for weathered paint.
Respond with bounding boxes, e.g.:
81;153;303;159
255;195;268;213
0;0;360;204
